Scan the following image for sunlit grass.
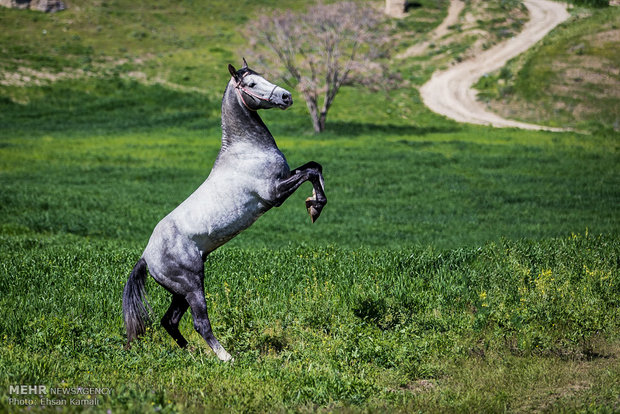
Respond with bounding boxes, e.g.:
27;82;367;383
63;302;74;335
1;77;617;250
0;233;618;412
1;0;619;412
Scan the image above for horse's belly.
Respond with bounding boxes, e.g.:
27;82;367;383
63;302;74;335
202;200;265;248
172;189;268;255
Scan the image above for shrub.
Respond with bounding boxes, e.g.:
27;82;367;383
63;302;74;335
569;0;609;7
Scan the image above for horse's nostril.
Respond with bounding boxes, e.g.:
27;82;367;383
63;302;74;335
282;93;291;103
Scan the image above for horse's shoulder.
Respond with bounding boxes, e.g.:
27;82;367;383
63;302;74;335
218;143;289;175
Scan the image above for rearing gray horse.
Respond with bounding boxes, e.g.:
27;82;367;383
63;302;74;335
123;59;327;361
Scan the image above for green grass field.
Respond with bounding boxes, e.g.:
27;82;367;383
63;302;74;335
1;0;619;412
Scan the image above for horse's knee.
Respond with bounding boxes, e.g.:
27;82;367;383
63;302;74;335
192;317;213;336
161;315;174;331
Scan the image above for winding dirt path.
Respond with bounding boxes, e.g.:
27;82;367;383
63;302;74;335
397;0;465;59
419;0;571;131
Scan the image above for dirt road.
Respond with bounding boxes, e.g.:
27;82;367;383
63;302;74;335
419;0;570;131
397;0;465;59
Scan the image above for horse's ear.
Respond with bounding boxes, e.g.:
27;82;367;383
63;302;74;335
242;57;248;69
228;64;239;80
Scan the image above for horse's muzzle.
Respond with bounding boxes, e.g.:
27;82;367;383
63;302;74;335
275;89;293;109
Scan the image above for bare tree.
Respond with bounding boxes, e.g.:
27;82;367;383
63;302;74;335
245;2;393;133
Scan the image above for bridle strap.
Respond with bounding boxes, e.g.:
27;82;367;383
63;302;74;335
233;75;277;112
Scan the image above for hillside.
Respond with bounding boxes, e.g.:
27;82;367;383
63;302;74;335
474;4;620;132
1;1;617;131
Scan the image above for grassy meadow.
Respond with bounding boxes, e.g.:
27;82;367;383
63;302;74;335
1;0;619;412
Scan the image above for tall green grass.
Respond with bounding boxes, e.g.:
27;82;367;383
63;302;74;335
0;75;618;410
1;78;618;249
1;0;619;412
0;232;618;412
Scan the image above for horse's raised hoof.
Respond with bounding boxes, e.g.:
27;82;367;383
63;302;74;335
306;196;324;223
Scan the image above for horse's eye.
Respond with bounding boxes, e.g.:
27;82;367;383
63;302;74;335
248;82;256;88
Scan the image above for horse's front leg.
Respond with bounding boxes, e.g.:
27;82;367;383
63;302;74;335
273;161;327;222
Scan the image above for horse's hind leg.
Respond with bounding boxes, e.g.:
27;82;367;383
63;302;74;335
144;222;231;361
161;294;189;348
186;290;232;361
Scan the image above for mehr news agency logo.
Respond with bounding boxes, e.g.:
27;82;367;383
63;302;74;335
8;384;113;407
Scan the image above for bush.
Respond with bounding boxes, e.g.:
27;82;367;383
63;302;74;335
570;0;609;7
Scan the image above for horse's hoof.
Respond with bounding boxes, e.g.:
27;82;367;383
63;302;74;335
215;348;233;362
306;197;324;223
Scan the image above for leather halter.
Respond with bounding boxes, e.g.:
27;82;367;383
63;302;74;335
233;73;278;112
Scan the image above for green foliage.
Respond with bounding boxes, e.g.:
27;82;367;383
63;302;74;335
500;0;521;9
0;233;618;411
0;0;619;412
569;0;609;7
1;79;618;249
0;78;216;134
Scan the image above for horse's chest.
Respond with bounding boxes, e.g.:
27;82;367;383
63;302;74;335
235;148;289;180
172;148;289;252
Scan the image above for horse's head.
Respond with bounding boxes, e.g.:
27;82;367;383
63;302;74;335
228;59;293;111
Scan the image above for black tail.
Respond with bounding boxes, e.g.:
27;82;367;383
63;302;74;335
123;258;152;344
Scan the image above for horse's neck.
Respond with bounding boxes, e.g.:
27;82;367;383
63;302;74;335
220;83;277;152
